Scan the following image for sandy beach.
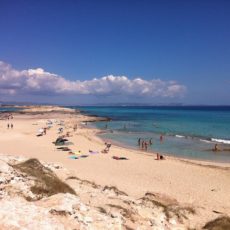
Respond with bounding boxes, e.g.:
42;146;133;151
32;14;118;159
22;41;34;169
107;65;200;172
0;106;230;229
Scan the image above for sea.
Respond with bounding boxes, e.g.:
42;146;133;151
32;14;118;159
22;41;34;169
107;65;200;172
0;107;20;112
73;106;230;163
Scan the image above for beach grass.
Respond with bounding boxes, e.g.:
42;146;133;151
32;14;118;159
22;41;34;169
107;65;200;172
13;158;76;199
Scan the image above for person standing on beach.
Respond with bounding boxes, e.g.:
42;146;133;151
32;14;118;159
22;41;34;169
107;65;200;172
160;134;163;143
141;140;145;150
149;138;153;145
11;124;13;129
138;138;141;147
144;141;148;151
7;123;9;129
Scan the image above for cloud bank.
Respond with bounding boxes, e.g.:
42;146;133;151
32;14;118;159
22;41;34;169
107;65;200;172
0;61;186;99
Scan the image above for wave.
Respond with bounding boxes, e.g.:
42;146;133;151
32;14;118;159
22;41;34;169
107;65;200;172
211;138;230;145
175;135;185;138
174;134;230;145
200;139;213;144
98;127;230;146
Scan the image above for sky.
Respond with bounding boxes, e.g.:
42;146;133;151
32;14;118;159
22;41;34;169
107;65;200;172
0;0;229;105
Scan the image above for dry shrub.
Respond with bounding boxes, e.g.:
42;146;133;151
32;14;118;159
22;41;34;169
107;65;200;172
66;176;100;189
140;192;195;223
103;186;128;196
49;209;71;216
97;206;107;214
107;204;136;222
164;205;196;222
13;158;76;199
203;216;230;230
66;176;80;180
124;225;135;230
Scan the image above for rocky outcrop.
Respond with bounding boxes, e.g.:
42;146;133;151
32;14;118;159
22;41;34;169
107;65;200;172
0;154;224;230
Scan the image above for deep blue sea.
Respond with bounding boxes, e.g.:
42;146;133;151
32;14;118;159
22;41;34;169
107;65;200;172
73;106;230;163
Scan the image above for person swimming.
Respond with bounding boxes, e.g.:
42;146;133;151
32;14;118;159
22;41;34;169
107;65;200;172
213;144;221;152
160;134;163;143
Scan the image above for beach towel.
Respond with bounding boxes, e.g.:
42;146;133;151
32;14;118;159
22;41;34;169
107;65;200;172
89;150;99;154
69;155;78;159
112;156;128;160
74;151;82;155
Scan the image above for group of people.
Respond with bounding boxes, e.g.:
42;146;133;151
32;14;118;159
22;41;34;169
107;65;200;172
137;135;166;160
138;135;164;151
7;113;14;129
138;138;151;151
7;123;14;129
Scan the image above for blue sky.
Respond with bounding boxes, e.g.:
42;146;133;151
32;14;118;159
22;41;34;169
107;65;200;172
0;0;229;105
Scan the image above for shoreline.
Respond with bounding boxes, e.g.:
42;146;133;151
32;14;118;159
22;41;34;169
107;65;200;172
77;108;230;164
84;120;230;167
11;105;230;167
98;130;230;169
2;104;230;168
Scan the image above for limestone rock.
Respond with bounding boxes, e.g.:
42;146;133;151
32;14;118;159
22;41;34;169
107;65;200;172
0;154;203;229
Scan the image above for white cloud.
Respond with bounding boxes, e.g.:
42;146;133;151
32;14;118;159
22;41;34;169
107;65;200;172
0;61;186;98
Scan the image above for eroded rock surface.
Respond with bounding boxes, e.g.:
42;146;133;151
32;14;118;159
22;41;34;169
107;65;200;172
0;154;227;230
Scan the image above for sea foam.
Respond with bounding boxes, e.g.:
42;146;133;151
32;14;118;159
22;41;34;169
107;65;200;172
211;138;230;145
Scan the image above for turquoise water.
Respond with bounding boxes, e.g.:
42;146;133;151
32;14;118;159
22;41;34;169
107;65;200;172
0;107;19;112
73;106;230;163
